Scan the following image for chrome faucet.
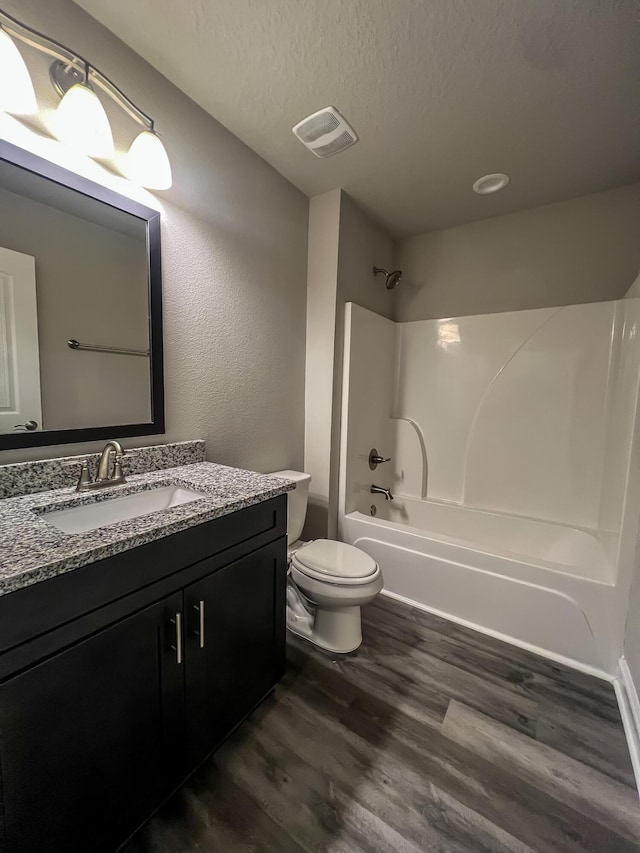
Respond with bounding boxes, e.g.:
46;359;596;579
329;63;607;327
96;440;126;483
65;440;133;492
371;484;393;501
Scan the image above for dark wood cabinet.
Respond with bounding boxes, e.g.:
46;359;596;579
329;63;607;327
184;540;285;764
0;496;287;853
0;592;184;853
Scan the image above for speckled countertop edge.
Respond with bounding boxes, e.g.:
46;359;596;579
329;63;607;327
0;461;294;597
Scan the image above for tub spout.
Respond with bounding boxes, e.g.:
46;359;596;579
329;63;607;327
371;484;393;501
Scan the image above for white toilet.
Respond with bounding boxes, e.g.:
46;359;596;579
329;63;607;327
273;470;383;653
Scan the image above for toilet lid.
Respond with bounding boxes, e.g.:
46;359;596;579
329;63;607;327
292;539;378;580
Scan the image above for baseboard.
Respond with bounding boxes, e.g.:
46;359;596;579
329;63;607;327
615;656;640;797
379;588;612;682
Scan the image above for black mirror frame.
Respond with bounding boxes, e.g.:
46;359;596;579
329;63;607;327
0;141;165;451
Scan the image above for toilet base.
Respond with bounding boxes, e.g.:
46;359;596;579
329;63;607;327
288;604;363;654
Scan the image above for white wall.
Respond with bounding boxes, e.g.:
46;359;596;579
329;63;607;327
395;184;640;322
0;0;308;473
304;190;341;537
622;299;640;702
339;303;396;519
623;264;640;693
303;190;395;537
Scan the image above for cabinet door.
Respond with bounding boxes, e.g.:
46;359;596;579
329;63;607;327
0;592;184;853
184;539;286;765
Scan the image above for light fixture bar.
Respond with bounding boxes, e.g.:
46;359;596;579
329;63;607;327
0;6;153;131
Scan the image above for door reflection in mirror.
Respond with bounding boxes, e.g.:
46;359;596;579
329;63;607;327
0;246;41;434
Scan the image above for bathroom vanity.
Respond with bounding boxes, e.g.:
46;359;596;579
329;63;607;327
0;141;296;851
0;456;292;853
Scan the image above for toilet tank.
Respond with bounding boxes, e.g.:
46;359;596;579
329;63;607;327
271;470;311;543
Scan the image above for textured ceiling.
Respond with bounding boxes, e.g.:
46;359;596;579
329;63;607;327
73;0;640;237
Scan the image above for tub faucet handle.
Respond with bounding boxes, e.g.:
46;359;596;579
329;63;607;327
369;448;391;470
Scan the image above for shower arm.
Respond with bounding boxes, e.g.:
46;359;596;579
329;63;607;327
372;266;402;290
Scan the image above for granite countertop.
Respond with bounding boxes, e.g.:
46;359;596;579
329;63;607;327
0;462;294;597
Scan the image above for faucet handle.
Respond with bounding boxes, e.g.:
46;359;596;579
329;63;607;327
61;458;92;491
61;457;91;468
113;449;136;480
369;448;392;470
115;450;137;464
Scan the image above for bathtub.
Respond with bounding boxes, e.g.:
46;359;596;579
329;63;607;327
340;496;618;673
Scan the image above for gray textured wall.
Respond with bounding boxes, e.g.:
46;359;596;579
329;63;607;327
0;0;308;472
337;193;396;321
395;184;640;321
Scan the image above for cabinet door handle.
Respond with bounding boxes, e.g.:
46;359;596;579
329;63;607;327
193;600;205;649
170;612;183;664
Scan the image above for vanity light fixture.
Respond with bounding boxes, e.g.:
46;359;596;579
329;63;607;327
472;173;510;194
0;26;37;114
51;62;114;158
122;128;172;191
0;8;172;189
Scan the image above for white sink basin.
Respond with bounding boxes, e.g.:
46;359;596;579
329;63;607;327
42;485;206;534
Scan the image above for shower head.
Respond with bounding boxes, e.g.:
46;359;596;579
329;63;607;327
387;270;403;289
373;266;403;290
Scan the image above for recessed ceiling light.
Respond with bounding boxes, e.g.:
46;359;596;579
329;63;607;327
473;173;510;195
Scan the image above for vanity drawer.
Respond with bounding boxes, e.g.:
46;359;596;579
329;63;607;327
0;494;286;656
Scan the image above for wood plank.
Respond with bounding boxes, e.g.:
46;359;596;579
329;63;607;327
441;699;640;843
288;632;447;729
359;619;538;736
241;686;533;853
364;599;622;724
536;698;636;788
367;597;618;700
123;768;306;853
343;691;640;853
212;699;372;853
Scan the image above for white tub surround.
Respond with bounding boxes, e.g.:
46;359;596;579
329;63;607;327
342;509;614;673
339;301;640;675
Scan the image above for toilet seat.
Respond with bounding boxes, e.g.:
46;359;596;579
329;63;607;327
292;539;379;586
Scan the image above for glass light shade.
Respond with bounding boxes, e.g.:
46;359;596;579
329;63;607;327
52;82;114;158
0;30;37;114
123;130;172;189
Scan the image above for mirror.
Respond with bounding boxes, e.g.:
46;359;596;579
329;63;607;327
0;141;164;450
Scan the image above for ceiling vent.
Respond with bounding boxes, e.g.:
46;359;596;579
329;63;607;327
292;106;358;158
